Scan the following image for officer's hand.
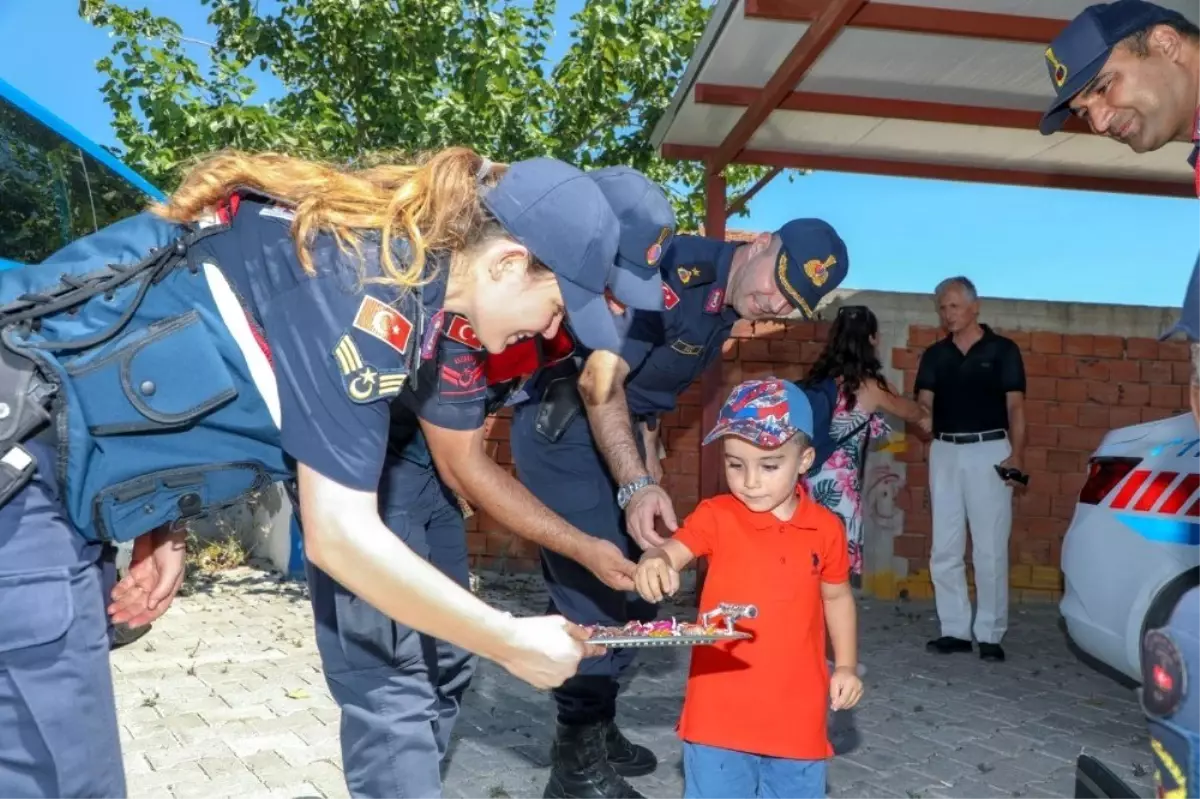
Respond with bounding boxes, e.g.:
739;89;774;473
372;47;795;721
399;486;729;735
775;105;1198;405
109;526;187;628
497;615;604;689
625;485;676;551
580;539;638;591
634;554;678;603
645;452;665;485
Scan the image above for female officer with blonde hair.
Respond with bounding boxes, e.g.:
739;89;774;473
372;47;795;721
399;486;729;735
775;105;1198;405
0;146;644;798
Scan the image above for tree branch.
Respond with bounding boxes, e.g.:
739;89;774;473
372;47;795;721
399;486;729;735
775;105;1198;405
725;166;781;217
567;94;641;155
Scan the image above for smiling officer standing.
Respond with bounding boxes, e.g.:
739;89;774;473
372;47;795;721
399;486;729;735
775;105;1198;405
1039;3;1198;797
510;215;850;799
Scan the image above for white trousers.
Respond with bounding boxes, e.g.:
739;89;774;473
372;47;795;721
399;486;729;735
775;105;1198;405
929;436;1013;644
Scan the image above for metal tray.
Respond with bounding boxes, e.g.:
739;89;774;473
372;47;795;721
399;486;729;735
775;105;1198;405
588;631;752;648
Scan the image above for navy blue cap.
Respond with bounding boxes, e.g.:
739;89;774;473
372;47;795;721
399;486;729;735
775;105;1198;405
1161;258;1199;342
483;157;625;353
588;166;672;313
1040;0;1190;135
772;219;849;318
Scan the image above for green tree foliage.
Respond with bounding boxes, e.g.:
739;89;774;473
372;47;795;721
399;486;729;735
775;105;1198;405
79;0;795;229
0;97;147;262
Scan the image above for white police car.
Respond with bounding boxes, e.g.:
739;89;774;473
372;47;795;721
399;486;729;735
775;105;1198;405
1060;412;1200;683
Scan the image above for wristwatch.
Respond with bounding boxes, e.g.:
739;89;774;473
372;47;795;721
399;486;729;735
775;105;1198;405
617;475;656;510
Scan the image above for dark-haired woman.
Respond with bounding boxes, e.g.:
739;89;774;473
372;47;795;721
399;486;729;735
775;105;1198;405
802;305;930;587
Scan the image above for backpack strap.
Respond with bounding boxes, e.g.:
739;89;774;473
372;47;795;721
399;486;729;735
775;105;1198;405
831;417;870;451
0;223;228;354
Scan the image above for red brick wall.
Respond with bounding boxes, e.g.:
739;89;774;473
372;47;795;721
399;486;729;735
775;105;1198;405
889;326;1192;595
465;319;831;573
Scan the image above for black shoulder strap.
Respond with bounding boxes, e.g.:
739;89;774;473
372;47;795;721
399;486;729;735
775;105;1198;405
832;417;870;450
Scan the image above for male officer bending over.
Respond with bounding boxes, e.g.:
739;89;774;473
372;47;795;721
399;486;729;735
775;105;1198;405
510;219;850;799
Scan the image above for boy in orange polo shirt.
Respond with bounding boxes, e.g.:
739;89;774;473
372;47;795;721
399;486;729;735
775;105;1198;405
634;378;862;799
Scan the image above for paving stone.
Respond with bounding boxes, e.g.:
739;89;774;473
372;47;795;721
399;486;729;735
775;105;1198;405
169;772;265;799
258;783;323;799
144;740;236;771
108;566;1156;799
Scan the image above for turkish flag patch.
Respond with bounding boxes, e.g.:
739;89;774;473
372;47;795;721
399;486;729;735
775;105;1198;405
352;296;413;354
662;284;680;310
444;314;482;349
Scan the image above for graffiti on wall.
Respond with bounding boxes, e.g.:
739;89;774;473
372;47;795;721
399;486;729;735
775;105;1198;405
862;459;908;582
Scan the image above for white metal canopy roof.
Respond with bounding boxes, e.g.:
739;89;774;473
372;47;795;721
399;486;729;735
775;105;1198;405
651;0;1198;197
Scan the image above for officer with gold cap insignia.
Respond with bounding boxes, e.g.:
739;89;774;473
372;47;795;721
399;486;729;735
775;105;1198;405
1038;4;1200;799
509;213;849;799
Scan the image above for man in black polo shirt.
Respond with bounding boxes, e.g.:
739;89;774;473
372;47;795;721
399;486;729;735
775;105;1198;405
915;276;1027;663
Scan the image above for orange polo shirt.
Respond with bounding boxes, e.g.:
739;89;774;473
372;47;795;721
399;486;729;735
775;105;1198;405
672;488;850;760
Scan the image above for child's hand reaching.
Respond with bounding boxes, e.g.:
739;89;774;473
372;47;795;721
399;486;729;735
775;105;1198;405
830;666;863;710
635;552;679;602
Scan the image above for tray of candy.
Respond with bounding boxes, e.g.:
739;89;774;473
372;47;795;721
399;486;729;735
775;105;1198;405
585;619;752;648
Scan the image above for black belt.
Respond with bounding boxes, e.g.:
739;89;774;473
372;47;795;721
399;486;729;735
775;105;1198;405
936;430;1007;444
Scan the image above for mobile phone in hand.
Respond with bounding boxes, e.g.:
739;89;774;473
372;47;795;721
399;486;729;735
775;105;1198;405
994;464;1029;486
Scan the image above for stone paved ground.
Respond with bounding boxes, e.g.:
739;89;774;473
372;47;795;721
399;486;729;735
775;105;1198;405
112;566;1156;799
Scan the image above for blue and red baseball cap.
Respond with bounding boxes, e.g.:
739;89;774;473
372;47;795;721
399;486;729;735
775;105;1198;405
1040;0;1192;135
702;378;814;449
773;219;849;319
589;166;673;313
483;157;626;353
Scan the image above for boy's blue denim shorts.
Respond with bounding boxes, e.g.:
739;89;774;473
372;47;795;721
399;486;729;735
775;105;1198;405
683;741;828;798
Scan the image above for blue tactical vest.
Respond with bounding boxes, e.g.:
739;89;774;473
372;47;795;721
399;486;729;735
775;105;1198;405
1142;584;1199;799
0;210;288;543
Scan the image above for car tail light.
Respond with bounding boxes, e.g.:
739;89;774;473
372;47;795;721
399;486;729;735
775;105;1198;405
1079;456;1142;505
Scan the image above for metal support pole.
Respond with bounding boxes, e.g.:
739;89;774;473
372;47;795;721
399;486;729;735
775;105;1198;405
695;168;727;605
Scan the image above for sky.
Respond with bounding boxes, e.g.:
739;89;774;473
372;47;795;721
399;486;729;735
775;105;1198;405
2;1;1197;308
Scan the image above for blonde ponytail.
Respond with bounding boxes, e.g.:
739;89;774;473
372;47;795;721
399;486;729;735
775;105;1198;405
154;147;507;290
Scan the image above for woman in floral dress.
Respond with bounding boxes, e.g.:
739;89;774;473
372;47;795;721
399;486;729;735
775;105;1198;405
802;306;931;589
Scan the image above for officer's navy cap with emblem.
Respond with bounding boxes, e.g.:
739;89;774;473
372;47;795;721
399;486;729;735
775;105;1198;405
773;219;849;319
482;157;625;352
588;166;673;313
1039;0;1191;135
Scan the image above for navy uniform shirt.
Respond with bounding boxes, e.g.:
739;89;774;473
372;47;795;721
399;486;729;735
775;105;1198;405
201;197;449;493
391;309;577;463
399;302;491;435
619;235;740;420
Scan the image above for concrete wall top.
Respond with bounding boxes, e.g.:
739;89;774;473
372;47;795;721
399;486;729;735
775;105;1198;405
818;287;1180;340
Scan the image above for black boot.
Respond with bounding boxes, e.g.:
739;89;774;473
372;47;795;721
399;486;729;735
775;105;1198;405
603;720;657;777
543;722;646;799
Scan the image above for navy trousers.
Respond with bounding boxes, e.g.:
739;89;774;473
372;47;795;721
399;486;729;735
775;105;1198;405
509;403;655;726
101;543;118;649
306;455;476;798
0;439;126;797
